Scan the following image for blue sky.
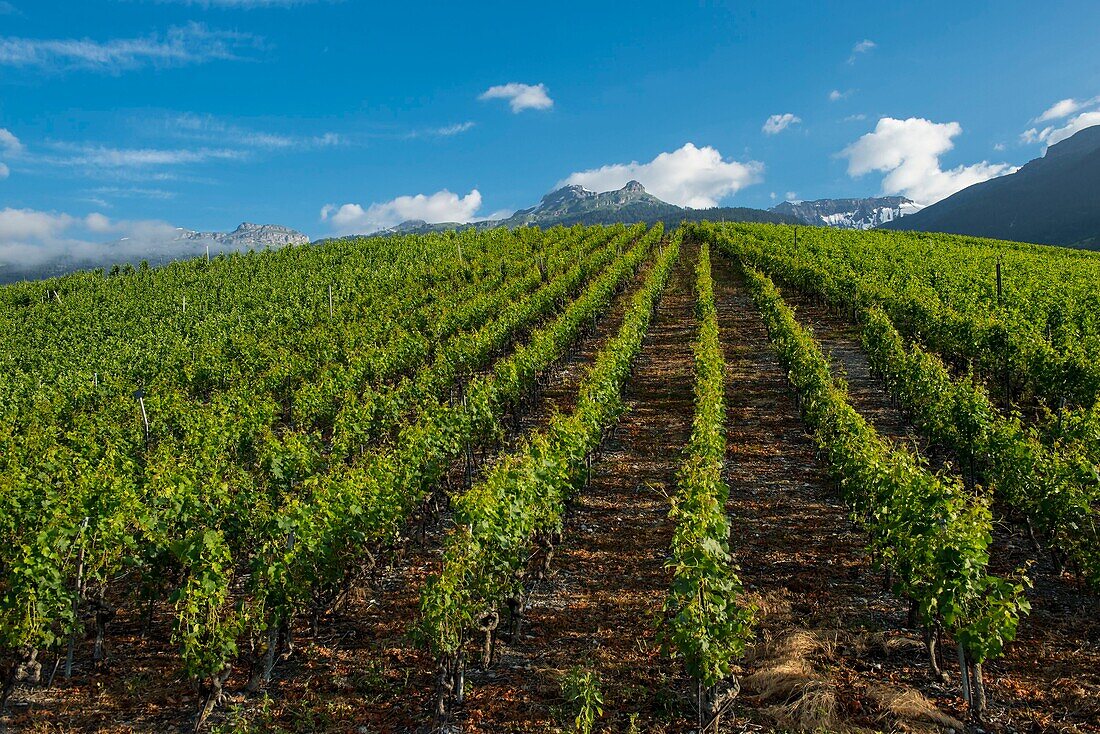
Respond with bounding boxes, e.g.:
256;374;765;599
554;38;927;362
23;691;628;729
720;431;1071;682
1;0;1099;259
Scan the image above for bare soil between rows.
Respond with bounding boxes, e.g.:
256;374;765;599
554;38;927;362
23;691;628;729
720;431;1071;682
452;241;699;732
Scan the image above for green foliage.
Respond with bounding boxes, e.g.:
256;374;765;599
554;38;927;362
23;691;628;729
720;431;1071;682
697;219;1100;590
560;667;605;734
0;224;653;694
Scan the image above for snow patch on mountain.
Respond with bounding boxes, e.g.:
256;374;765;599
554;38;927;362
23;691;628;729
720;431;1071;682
771;197;923;230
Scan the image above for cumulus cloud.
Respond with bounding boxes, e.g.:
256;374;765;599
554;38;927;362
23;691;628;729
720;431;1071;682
479;83;554;113
1022;95;1100;148
763;113;801;135
559;143;763;209
320;189;483;234
0;22;262;73
840;117;1017;205
0;128;19;179
848;39;876;63
0;128;22;154
829;89;851;102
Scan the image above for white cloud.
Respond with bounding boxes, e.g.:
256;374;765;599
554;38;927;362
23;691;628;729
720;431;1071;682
0;207;189;272
559;142;763;209
88;186;177;200
405;121;476;139
993;142;1006;151
0;128;20;179
479;83;554;113
848;39;876;63
431;121;476;136
1034;96;1100;123
762;113;801;135
843;114;867;122
0;128;21;154
321;189;483;234
829;89;851;102
0;207;303;277
169;113;342;150
0;22;261;72
1022;95;1100;148
840;117;1017;205
785;191;798;202
42;142;245;168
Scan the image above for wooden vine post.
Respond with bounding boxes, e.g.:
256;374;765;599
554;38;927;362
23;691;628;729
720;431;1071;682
134;389;150;446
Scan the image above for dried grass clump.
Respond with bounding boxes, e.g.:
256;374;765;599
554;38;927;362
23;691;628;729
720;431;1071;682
743;631;839;731
763;682;839;731
868;684;964;731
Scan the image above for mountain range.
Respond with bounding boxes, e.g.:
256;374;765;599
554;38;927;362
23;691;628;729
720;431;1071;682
771;196;922;229
384;180;798;235
7;124;1099;283
882;125;1100;247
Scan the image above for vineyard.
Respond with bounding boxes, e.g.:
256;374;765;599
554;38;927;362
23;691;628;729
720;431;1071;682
1;223;1098;733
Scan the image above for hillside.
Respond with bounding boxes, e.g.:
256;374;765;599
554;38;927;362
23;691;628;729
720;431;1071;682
881;125;1100;247
3;224;1098;733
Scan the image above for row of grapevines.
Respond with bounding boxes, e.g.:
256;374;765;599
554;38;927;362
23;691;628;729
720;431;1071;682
419;229;681;720
860;307;1100;587
727;251;1028;717
661;241;753;733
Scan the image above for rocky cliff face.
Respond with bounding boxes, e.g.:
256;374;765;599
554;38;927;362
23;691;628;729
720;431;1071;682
181;222;310;248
